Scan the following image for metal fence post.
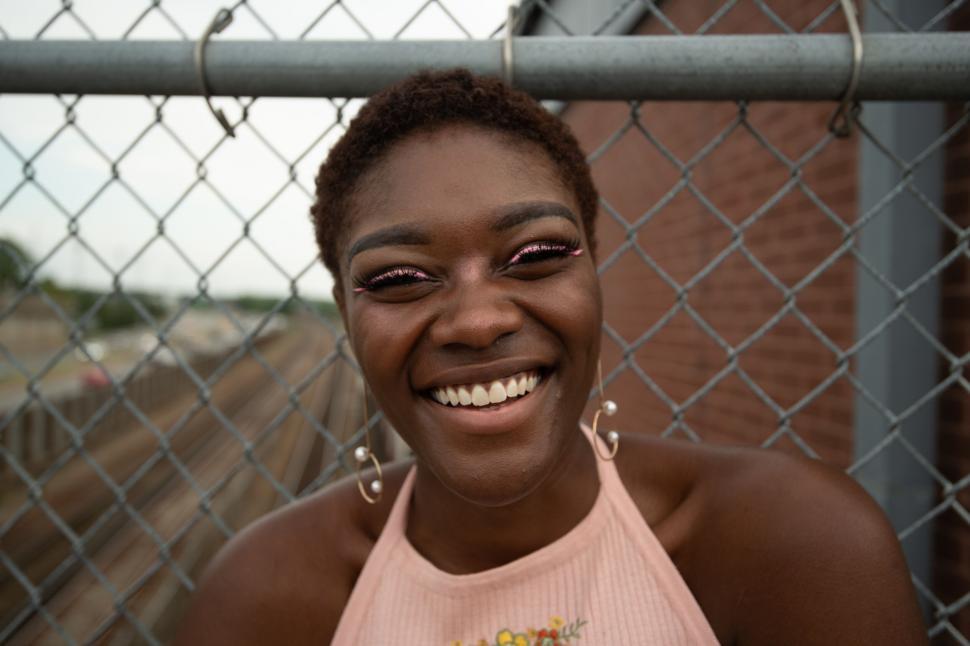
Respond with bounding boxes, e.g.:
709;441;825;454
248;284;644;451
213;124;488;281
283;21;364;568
852;0;947;610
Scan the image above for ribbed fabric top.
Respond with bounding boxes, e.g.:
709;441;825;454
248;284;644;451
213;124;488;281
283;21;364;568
331;428;719;645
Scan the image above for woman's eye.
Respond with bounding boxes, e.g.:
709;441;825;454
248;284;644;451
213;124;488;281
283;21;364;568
507;240;582;267
353;267;430;292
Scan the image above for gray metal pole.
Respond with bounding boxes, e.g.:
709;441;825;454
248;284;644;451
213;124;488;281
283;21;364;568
0;34;968;99
852;1;946;619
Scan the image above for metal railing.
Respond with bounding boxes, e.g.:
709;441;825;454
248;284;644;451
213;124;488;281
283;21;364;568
0;1;967;643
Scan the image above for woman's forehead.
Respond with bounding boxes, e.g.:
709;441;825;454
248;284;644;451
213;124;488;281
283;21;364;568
349;124;573;228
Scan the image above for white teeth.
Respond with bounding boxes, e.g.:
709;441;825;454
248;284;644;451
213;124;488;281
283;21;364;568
506;378;518;397
429;370;543;408
488;382;507;404
471;384;490;406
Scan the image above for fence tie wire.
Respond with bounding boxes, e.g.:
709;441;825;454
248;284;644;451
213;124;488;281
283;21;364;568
828;0;864;138
195;7;236;138
503;2;517;87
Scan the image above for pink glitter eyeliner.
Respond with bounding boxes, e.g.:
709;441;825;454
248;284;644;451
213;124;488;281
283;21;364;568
353;266;430;293
507;241;582;266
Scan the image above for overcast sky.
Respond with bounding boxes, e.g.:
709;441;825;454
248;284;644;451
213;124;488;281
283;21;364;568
0;1;508;300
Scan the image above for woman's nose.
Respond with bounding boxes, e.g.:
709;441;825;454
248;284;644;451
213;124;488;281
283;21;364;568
428;281;524;350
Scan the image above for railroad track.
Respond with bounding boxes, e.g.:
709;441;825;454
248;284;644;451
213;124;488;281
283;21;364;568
0;317;363;644
0;331;293;620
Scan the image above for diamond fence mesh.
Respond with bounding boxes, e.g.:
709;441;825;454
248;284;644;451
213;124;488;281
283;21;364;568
0;0;967;644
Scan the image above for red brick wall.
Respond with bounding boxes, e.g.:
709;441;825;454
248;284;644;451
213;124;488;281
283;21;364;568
935;3;970;639
567;0;858;467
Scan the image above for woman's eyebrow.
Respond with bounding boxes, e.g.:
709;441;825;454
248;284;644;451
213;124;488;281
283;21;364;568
347;224;430;263
492;201;579;231
346;201;577;263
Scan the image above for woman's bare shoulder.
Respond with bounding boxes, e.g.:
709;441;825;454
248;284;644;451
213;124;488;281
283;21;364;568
172;459;413;646
619;434;926;645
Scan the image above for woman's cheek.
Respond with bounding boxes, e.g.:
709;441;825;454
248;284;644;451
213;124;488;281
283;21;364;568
352;305;402;379
535;270;601;338
352;302;426;394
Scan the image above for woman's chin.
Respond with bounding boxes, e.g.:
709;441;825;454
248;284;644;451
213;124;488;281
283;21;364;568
397;371;586;507
424;446;559;508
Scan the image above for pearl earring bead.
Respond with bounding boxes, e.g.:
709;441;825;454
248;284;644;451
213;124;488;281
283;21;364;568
354;446;368;463
607;430;619;444
370;480;382;494
602;400;618;416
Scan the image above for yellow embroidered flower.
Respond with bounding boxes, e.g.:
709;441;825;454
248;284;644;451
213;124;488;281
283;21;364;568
527;627;537;639
448;641;462;646
495;629;529;646
549;616;565;630
477;640;489;646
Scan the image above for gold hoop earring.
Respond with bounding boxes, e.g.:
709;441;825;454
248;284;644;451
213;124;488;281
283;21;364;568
590;361;619;460
354;379;383;504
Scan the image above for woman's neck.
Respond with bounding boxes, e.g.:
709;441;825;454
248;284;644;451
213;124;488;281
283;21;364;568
405;428;600;574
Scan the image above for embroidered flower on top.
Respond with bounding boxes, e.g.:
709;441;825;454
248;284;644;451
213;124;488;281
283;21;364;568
453;616;588;646
496;630;529;646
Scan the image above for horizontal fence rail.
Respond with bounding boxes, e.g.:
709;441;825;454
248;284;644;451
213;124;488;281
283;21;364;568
0;34;969;100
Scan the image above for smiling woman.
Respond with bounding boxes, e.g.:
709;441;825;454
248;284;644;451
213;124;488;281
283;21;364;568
333;120;602;511
173;70;927;646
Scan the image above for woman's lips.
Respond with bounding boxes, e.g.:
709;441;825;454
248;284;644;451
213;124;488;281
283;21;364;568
420;370;550;435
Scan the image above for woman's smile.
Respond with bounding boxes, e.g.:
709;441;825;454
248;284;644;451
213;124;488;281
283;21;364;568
419;367;552;435
427;367;543;408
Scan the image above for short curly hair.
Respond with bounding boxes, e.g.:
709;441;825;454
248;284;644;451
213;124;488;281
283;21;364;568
310;68;598;287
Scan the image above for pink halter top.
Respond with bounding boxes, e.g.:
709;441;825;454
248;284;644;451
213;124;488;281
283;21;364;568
331;428;719;645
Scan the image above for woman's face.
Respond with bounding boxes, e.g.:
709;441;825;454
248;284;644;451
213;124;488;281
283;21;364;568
336;124;601;506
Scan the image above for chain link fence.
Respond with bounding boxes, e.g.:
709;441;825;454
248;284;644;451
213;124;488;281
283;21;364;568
0;0;967;644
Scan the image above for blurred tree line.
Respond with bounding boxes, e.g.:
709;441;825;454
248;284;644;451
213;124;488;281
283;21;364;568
2;236;166;331
0;237;31;291
195;293;339;320
2;236;339;330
